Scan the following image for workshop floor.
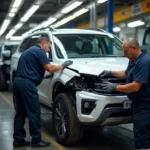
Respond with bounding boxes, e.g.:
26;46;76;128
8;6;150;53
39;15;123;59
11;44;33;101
0;91;134;150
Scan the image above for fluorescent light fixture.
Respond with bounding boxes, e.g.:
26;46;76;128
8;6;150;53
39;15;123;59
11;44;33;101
127;20;145;28
21;5;39;22
10;7;18;13
73;8;89;17
54;18;70;28
13;0;23;7
15;23;23;29
2;19;11;27
5;29;16;39
41;17;57;27
0;20;10;35
10;36;23;40
54;8;89;28
97;0;107;3
0;26;7;35
22;31;29;37
9;12;15;17
61;1;83;14
113;27;121;32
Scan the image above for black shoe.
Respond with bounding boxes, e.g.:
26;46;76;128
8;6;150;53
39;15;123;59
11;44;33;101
31;139;51;148
13;140;30;148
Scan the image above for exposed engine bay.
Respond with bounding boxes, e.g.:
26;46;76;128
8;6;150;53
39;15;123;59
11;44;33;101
66;74;126;95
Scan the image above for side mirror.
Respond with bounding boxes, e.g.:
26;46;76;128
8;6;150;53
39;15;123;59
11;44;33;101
2;50;11;58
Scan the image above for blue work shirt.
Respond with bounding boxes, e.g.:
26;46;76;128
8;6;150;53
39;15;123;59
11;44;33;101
125;52;150;102
16;44;49;86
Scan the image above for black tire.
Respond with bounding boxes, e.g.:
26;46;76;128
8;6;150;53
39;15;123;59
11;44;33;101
13;94;17;112
0;69;8;91
52;93;83;146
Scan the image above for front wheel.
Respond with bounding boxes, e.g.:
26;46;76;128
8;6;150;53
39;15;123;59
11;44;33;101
52;93;83;146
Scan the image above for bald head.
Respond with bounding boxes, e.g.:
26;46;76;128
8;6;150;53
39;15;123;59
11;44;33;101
123;38;139;49
123;38;141;60
37;34;52;52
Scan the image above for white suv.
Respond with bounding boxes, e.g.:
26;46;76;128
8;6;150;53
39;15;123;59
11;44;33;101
10;28;132;146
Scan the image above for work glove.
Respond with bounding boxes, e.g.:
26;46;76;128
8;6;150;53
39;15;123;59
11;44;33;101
101;82;117;92
98;70;111;78
62;60;73;69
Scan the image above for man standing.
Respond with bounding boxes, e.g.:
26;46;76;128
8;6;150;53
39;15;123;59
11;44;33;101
99;38;150;149
13;34;73;148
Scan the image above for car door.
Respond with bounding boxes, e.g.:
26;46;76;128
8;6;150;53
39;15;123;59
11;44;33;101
25;34;52;105
37;51;53;106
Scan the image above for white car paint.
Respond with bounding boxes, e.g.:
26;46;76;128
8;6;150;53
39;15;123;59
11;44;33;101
10;28;131;125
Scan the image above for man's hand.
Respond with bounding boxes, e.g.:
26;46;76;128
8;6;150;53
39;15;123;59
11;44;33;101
101;82;117;92
98;70;111;78
62;60;73;69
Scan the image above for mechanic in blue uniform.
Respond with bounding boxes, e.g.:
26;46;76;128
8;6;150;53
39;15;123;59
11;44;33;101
13;34;73;148
99;38;150;149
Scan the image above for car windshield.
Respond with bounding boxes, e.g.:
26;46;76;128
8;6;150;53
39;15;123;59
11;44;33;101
4;45;18;55
54;34;124;59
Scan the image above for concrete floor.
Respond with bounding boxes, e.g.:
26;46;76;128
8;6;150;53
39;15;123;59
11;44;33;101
0;91;135;150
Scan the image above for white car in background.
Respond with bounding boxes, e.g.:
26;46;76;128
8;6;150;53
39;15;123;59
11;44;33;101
10;28;132;146
0;42;19;91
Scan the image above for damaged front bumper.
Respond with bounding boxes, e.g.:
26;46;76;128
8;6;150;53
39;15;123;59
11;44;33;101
76;91;132;126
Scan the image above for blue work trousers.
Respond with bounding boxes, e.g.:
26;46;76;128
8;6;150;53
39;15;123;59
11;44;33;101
132;100;150;149
13;77;41;142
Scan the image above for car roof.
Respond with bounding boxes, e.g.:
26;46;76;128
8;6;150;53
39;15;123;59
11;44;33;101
29;28;109;36
52;29;107;35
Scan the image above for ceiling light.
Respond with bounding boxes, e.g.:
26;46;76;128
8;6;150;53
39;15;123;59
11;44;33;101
10;36;23;40
113;27;121;32
127;20;145;28
0;27;6;36
54;8;89;28
13;0;23;8
21;5;40;22
22;32;29;37
15;23;23;29
8;12;15;17
0;19;11;35
10;7;18;13
54;18;70;28
5;29;16;39
61;1;83;14
73;8;89;17
2;19;11;27
97;0;107;3
42;17;57;27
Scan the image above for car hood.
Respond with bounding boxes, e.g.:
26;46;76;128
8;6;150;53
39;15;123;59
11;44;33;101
68;57;129;76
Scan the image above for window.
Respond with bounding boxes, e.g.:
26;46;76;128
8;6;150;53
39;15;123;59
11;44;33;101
18;37;30;52
54;34;124;58
54;43;64;59
27;35;41;49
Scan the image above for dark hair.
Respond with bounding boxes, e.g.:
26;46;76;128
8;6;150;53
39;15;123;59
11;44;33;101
37;34;51;43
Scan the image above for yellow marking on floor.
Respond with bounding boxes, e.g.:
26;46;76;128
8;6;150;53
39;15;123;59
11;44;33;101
42;131;65;150
0;93;14;108
0;92;65;150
